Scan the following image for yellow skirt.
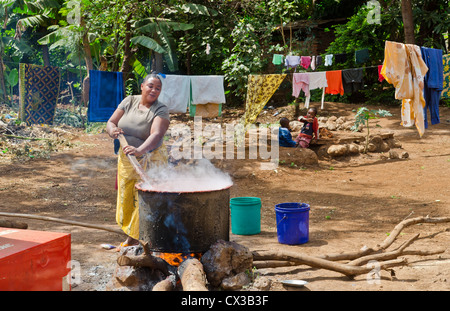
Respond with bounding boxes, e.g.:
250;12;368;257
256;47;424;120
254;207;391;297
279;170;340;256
116;143;168;239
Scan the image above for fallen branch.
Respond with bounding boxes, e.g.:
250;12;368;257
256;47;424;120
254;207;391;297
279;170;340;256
375;216;450;251
252;215;450;278
252;250;407;278
0;211;126;236
318;216;450;262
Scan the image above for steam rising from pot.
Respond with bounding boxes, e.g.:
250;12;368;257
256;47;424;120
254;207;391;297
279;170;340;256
140;159;233;193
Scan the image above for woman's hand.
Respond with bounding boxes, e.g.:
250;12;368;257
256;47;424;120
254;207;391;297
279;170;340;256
110;127;124;139
123;145;144;157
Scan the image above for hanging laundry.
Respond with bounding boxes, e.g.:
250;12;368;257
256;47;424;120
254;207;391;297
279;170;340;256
304;72;328;109
443;54;450;98
189;75;226;118
285;55;301;69
191;103;222;118
325;54;333;66
325;70;344;95
334;53;348;64
355;48;370;64
272;54;284;65
310;56;316;71
420;47;443;128
342;68;364;94
316;55;323;67
300;56;312;70
243;74;286;128
158;75;190;113
190;75;226;105
18;63;61;126
381;41;428;136
86;70;124;122
292;73;310;98
378;65;385;82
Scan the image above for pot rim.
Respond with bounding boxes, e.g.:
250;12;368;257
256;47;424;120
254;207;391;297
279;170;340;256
135;182;233;194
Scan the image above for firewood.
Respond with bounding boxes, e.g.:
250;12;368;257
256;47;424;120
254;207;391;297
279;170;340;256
178;258;208;291
152;274;177;291
117;253;171;276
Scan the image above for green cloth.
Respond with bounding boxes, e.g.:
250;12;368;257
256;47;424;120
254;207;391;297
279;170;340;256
272;54;284;65
355;48;370;64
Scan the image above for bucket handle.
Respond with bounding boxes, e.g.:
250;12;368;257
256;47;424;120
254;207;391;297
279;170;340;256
277;215;287;226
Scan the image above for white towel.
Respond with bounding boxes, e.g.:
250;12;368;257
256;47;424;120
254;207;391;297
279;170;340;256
158;75;190;113
325;54;333;66
190;75;226;105
305;72;328;109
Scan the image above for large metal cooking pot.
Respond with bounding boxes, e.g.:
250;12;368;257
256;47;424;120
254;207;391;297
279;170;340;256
136;181;231;253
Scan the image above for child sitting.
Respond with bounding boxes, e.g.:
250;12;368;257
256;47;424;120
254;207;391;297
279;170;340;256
278;117;298;147
295;107;319;148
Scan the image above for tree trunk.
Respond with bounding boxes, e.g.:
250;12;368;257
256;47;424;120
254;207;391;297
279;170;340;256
151;52;164;74
42;44;51;66
120;14;136;88
82;28;94;107
401;0;415;44
0;53;7;101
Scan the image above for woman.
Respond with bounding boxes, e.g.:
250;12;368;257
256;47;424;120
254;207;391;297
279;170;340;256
107;73;170;247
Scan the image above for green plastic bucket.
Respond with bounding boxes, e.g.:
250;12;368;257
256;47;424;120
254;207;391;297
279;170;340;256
230;197;261;235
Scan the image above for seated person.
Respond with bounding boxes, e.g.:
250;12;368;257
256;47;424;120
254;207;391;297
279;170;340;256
295;107;319;148
278;117;297;147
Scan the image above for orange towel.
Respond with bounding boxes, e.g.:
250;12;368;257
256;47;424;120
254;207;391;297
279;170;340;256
325;70;344;95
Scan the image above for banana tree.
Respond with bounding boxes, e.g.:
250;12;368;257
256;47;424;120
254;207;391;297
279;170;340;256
0;0;63;66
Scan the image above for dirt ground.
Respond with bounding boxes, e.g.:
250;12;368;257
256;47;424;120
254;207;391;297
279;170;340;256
0;101;449;292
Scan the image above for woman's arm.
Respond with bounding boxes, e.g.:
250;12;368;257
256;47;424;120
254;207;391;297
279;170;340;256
106;109;125;138
122;116;170;157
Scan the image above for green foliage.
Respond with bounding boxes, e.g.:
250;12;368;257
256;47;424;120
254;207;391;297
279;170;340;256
221;17;273;100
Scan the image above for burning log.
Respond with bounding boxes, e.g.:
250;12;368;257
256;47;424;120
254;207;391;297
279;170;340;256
178;258;208;291
116;241;173;277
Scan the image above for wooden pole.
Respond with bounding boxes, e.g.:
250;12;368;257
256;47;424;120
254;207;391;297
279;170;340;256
0;211;126;236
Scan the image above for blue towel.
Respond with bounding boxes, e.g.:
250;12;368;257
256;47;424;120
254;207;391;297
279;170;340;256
420;47;443;128
88;70;124;122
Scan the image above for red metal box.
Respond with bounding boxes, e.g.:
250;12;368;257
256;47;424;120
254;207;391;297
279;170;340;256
0;227;71;291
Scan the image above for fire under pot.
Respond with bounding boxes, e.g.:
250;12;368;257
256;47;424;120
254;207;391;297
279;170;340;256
136;180;232;254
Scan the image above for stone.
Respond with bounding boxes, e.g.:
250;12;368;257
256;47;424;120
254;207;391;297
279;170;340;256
221;272;251;290
278;147;318;166
252;276;272;291
347;143;360;154
367;143;377;152
326;120;337;131
289;121;302;132
380;141;390;152
201;240;253;288
327;144;348;157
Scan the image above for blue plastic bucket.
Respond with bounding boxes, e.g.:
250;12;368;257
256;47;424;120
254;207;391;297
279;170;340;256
230;197;261;235
275;202;310;245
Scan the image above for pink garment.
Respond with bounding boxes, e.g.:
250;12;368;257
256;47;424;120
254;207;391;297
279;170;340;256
292;73;310;98
301;56;312;69
378;65;385;82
